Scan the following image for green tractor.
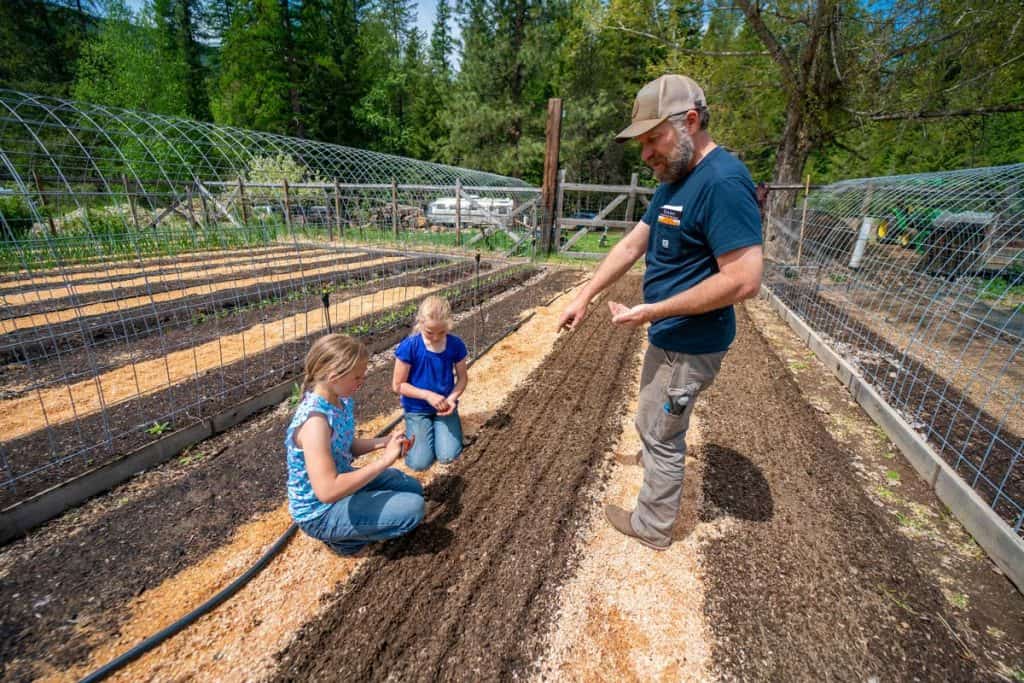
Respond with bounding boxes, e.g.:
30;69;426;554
875;205;943;248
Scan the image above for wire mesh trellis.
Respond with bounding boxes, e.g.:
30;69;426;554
766;163;1024;538
0;89;540;510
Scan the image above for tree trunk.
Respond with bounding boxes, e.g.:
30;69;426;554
766;104;811;259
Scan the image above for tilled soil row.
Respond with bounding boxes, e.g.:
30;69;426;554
0;268;581;681
768;277;1024;533
0;264;532;508
0;258;471;389
0;254;449;363
0;244;300;288
698;305;976;680
273;275;644;682
2;247;381;318
0;244;336;300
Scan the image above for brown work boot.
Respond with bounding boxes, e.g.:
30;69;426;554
604;504;670;551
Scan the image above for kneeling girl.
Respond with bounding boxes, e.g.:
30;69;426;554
286;333;424;556
392;295;468;471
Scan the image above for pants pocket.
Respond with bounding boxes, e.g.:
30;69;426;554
654;381;702;442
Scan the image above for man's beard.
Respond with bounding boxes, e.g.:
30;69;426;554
653;129;694;183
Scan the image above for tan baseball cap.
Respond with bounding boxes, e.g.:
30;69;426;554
615;75;706;143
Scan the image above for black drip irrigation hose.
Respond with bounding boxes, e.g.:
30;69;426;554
77;304;541;683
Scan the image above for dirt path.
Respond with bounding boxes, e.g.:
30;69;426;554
0;269;579;682
273;275;645;682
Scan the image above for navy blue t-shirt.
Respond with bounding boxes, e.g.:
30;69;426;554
395;333;468;414
640;146;762;354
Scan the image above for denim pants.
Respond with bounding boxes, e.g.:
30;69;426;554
632;344;725;544
404;410;464;471
298;467;425;555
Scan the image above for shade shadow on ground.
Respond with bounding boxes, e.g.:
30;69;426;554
700;444;773;523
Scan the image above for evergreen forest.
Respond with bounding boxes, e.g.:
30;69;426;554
2;0;1023;187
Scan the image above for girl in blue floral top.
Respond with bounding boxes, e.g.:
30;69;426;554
286;333;424;556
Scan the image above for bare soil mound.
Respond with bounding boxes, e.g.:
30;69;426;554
698;305;977;680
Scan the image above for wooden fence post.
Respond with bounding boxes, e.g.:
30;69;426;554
455;179;462;246
391;177;399;239
283;179;292;230
796;174;811;268
554;168;566;250
32;170;57;237
539;97;563;254
237;177;249;225
121;174;139;229
198;179;212;229
185;182;197;230
333;179;342;241
456;179;464;245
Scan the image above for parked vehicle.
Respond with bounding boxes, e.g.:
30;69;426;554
427;195;514;227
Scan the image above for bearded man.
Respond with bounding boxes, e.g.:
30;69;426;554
557;74;764;550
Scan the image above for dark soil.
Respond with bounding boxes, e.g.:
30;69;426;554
0;251;449;364
272;275;645;683
0;268;581;682
0;262;529;509
699;304;978;681
768;276;1024;534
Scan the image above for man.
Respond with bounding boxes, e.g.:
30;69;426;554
557;74;763;550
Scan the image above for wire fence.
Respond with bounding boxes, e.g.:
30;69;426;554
0;90;539;509
765;164;1024;538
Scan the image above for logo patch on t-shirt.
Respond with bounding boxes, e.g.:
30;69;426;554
658;204;683;227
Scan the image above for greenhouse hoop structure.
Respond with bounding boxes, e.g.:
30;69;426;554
764;163;1023;584
0;90;543;534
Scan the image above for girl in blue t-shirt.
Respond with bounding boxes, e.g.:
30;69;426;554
285;333;424;556
392;295;469;471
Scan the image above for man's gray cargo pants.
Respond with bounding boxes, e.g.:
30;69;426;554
631;344;726;544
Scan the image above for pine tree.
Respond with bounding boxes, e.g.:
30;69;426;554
211;0;293;134
152;0;210;120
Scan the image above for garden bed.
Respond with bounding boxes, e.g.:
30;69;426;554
0;267;580;680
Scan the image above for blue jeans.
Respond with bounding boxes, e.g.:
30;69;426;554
298;467;425;555
404;410;464;471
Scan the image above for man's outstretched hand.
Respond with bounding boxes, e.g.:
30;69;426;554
608;300;654;327
557;297;589;331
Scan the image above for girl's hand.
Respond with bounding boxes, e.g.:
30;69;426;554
382;432;413;464
437;394;459;416
427;392;450;413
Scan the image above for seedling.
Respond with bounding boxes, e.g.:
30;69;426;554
146;421;170;436
886;469;900;483
288;382;302;407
